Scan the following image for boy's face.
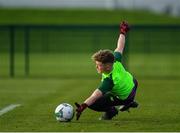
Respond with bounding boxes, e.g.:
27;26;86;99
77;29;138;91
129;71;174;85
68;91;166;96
95;61;112;74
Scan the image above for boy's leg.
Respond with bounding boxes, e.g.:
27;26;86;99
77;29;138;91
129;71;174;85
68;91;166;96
120;78;139;111
88;92;120;120
88;92;120;112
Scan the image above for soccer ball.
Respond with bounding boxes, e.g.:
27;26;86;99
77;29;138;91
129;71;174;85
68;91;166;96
55;103;74;122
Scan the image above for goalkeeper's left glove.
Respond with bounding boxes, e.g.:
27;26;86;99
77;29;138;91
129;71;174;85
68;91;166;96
75;102;88;120
120;21;130;35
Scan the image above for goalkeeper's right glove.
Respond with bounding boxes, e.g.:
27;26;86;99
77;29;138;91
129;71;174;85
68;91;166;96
75;102;88;120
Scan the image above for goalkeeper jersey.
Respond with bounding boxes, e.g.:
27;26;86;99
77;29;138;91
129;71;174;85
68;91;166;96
98;52;134;100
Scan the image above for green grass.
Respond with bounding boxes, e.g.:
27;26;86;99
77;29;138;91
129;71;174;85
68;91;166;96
0;53;180;131
0;8;180;25
0;78;180;131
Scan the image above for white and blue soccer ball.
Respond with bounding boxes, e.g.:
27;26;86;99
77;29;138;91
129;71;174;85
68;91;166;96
55;103;74;122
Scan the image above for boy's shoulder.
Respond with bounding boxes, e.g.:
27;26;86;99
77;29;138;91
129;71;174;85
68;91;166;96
114;51;122;62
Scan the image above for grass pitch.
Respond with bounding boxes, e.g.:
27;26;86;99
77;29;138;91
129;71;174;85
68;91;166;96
0;53;180;131
0;8;180;131
0;77;180;131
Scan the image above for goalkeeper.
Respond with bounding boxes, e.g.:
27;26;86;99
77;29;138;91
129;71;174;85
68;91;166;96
75;21;138;120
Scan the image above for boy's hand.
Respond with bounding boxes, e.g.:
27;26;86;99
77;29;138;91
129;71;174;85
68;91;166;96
120;21;130;35
75;102;88;120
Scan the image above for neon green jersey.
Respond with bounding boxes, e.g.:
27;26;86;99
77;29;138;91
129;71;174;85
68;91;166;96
98;52;134;100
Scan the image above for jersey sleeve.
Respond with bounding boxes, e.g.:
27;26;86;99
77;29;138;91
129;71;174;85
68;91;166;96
98;78;114;94
114;52;122;62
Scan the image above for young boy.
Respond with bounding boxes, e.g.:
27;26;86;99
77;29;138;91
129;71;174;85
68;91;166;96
75;21;138;120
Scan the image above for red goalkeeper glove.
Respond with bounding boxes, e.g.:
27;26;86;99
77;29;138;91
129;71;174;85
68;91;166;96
75;102;88;120
120;21;130;35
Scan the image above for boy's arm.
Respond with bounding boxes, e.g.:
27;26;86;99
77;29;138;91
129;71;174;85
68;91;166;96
75;89;103;120
114;21;130;54
115;34;126;54
84;89;103;106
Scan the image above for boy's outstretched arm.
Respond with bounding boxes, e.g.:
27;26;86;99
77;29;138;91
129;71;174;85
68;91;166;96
75;89;102;120
115;21;130;54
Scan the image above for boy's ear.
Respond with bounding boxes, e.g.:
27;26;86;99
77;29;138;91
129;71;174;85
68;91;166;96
105;63;113;70
107;63;113;67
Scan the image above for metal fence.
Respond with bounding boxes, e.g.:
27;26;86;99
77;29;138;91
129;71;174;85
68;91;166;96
0;25;179;78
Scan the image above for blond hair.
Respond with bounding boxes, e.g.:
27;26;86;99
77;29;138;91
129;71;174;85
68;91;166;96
91;49;114;64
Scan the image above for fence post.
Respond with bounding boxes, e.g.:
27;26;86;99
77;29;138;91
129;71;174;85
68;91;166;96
9;26;15;77
24;27;30;76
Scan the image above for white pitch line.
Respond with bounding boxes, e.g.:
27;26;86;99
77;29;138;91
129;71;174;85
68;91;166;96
0;104;21;116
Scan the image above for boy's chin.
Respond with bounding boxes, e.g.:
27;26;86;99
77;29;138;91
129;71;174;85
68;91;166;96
97;70;102;74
